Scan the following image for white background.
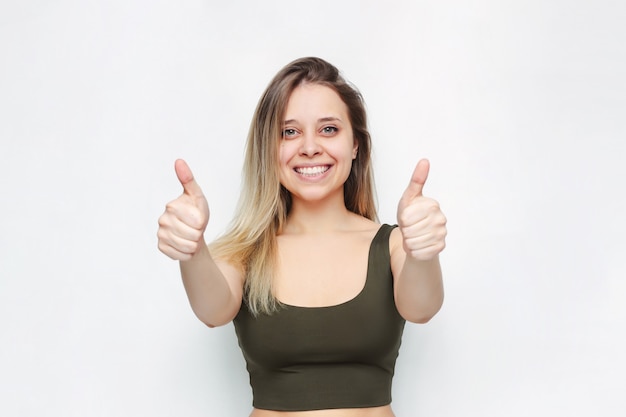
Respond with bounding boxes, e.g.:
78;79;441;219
1;1;625;416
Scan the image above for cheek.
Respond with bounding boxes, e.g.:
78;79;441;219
278;144;294;184
279;141;299;165
278;144;290;168
339;141;358;160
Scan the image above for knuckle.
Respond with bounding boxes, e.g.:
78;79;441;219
186;241;199;254
398;211;412;226
428;202;441;213
165;200;178;212
157;214;168;227
158;243;174;258
190;229;203;243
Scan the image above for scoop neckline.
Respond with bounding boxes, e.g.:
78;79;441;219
277;224;389;310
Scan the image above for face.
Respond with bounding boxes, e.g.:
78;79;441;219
278;83;358;205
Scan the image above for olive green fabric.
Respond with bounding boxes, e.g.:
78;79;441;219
233;224;406;411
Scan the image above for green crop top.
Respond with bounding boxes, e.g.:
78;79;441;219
233;224;406;411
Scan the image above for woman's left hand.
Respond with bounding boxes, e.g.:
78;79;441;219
396;159;447;261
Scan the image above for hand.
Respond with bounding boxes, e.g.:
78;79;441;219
157;159;210;261
396;159;447;261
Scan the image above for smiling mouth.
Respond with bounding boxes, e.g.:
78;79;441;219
294;165;330;176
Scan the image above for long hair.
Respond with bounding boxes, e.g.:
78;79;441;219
210;57;377;315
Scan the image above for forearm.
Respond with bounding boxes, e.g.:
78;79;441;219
394;255;444;323
179;238;240;327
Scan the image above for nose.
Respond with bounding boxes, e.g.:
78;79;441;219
299;132;322;157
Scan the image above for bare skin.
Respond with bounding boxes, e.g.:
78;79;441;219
249;405;395;417
275;213;377;308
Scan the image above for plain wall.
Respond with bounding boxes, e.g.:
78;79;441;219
1;1;625;416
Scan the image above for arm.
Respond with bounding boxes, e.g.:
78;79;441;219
179;241;243;328
392;159;447;323
391;230;444;323
157;159;243;327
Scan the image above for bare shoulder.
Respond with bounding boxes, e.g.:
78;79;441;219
213;257;244;279
353;215;383;239
213;256;245;297
389;226;407;277
389;226;404;252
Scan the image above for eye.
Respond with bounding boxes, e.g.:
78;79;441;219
321;126;338;135
282;128;299;139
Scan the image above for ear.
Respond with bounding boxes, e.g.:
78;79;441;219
352;138;358;159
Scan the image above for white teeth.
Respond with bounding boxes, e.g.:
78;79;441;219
295;166;329;176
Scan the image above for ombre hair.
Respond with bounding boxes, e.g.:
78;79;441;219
210;57;377;315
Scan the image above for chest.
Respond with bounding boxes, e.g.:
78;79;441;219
274;234;371;307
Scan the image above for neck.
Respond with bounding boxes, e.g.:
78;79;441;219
284;192;356;234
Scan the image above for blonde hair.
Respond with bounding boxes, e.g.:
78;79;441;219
210;57;377;315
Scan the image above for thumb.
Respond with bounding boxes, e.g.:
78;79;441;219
174;159;204;198
401;159;430;200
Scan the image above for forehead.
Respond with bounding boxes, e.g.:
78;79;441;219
284;83;348;121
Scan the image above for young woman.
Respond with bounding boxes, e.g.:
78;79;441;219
157;57;447;416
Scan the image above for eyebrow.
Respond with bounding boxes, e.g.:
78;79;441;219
283;117;343;125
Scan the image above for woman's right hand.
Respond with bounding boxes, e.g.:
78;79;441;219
157;159;210;261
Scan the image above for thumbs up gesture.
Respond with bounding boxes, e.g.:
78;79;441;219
396;159;447;261
157;159;210;261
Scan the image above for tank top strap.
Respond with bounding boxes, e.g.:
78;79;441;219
360;223;397;297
